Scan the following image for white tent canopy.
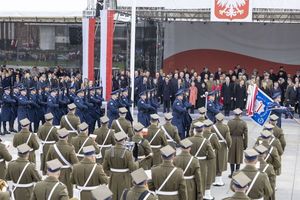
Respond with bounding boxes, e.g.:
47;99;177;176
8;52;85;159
0;0;87;17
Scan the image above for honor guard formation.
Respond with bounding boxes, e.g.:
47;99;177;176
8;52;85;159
0;66;298;200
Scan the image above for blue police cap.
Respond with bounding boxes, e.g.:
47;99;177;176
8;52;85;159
19;87;27;91
76;89;84;94
50;88;59;93
272;92;281;99
111;90;119;95
139;91;147;97
94;86;102;90
121;87;128;92
4;87;10;90
29;87;37;91
175;89;184;97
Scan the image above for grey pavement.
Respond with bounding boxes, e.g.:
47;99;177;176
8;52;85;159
1;111;299;200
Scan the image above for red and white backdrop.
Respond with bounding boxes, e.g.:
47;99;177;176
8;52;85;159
163;22;300;74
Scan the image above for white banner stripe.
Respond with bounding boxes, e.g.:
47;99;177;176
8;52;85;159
100;10;108;97
82;17;89;80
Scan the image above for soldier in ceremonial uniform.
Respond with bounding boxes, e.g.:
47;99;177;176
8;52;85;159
148;145;188;200
2;87;16;135
71;145;108;200
211;113;232;186
269;114;286;152
222;172;251;200
132;122;153;170
188;122;215;195
94;116;116;164
206;91;220;123
231;149;273;200
102;131;138;200
111;107;134;139
74;89;88;123
172;89;188;139
0;138;12;179
17;87;31;131
6;144;41;200
60;103;81;142
30;159;69;200
202;119;220;200
37;113;58;174
145;114;168;166
47;88;60;125
256;129;283;157
137;91;156;127
71;122;100;160
46;128;79;198
174;139;203;200
107;90;120;127
121;168;157;200
161;113;180;149
91;185;113;200
228;108;248;178
189;107;207;136
13;118;39;163
254;145;276;200
269;92;288;128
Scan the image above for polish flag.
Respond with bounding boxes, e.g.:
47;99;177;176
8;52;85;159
246;84;258;116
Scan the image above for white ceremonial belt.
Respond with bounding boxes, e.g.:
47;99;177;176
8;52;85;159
13;183;34;188
98;144;112;148
184;175;195;180
219;140;226;143
61;165;71;169
167;140;175;143
110;168;129;173
77;185;99;191
41;140;56;144
0;159;4;162
151;145;162;149
196;156;207;160
252;198;263;200
76;154;84;157
155;191;178;195
138;155;146;159
95;154;102;159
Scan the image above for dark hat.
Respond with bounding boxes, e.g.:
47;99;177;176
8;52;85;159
215;113;225;121
232;171;251;188
119;107;128;114
29;87;37;91
17;144;31;154
264;123;274;130
78;122;89;132
91;185;113;200
131;168;148;185
76;89;84;94
175;89;184;97
150;114;160;120
44;113;54;121
121;87;128;92
260;130;272;139
160;145;176;158
207;91;216;96
244;148;259;160
164;113;173;120
254;144;268;155
198;107;207;114
139;91;147;97
269;114;279;121
19;87;27;91
272;92;281;99
20;118;30;127
114;131;128;142
233;108;243;115
111;90;119;95
70;86;76;90
203;119;213;127
133;122;144;132
83;145;96;156
57;128;69;139
194;122;204;128
67;103;77;110
4;86;10;91
100;116;109;124
94;86;102;90
50;88;59;93
180;139;193;149
47;159;63;173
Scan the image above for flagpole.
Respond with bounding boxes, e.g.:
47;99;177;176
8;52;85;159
130;0;137;116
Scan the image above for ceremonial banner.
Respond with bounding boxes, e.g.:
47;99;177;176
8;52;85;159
247;86;273;126
211;0;252;22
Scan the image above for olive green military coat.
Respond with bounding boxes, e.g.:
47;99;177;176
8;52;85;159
71;134;100;160
60;112;81;141
132;134;153;170
111;117;134;138
0;142;12;179
161;122;181;149
120;186;158;200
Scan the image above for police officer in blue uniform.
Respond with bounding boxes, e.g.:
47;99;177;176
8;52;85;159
207;91;221;123
17;87;32;131
149;89;160;114
68;86;77;103
28;87;40;132
10;85;19;132
47;88;60;125
58;88;70;120
107;90;120;127
137;91;156;127
36;86;46;125
182;88;192;137
74;89;88;123
2;87;16;134
94;86;104;128
119;87;133;123
86;87;100;133
172;89;187;139
269;92;289;128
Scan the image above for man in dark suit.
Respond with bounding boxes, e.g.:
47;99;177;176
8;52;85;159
221;77;234;116
162;77;172;113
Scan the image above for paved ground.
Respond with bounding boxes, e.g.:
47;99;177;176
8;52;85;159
1;111;299;200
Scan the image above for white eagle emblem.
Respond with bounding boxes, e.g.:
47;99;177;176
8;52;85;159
217;0;247;18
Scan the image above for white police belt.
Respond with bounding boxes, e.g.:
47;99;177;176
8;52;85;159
110;168;129;173
155;191;178;196
61;165;71;169
77;185;99;191
41;140;56;145
184;175;195;180
98;144;112;148
196;156;207;160
13;182;34;188
0;159;4;162
150;145;162;149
